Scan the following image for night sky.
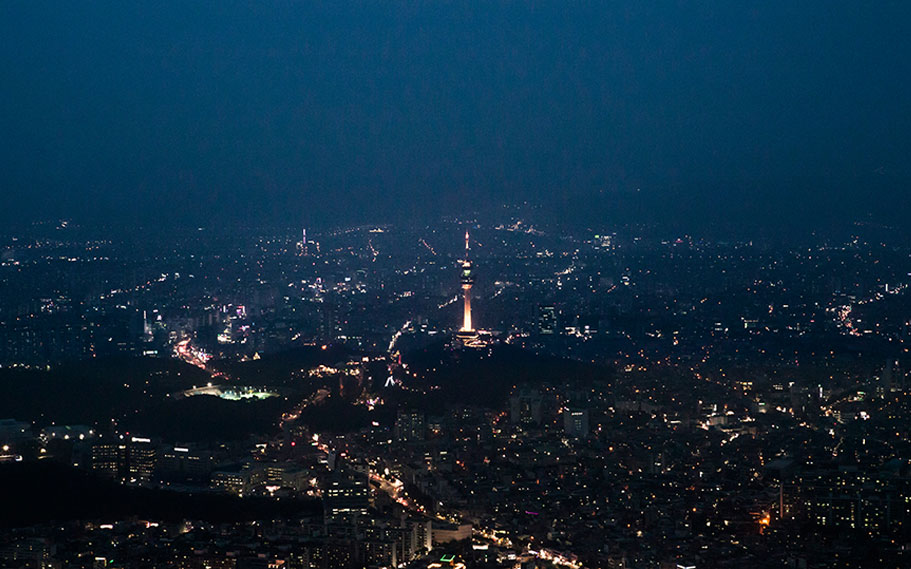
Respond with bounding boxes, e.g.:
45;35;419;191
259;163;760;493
1;2;910;230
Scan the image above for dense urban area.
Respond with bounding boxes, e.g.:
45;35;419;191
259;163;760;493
2;218;911;569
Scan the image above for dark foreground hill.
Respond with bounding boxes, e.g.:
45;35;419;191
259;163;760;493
209;345;350;387
0;462;320;529
0;356;210;426
0;356;292;442
124;394;290;442
400;342;613;407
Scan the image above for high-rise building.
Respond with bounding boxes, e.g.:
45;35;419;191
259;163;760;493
298;228;309;256
91;436;157;483
395;409;426;443
538;305;557;334
127;437;156;482
510;391;543;425
158;444;212;481
0;538;55;569
211;468;253;496
142;310;154;342
91;443;123;478
410;517;433;555
324;472;370;524
563;408;590;437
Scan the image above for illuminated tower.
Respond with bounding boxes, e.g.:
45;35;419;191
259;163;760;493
456;230;478;342
298;228;308;256
142;310;154;342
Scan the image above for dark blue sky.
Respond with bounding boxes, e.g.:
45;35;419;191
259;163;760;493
1;2;910;230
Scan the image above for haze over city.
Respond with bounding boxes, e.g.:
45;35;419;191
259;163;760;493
2;2;911;231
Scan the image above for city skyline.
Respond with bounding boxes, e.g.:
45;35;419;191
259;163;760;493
3;217;911;566
3;2;911;568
